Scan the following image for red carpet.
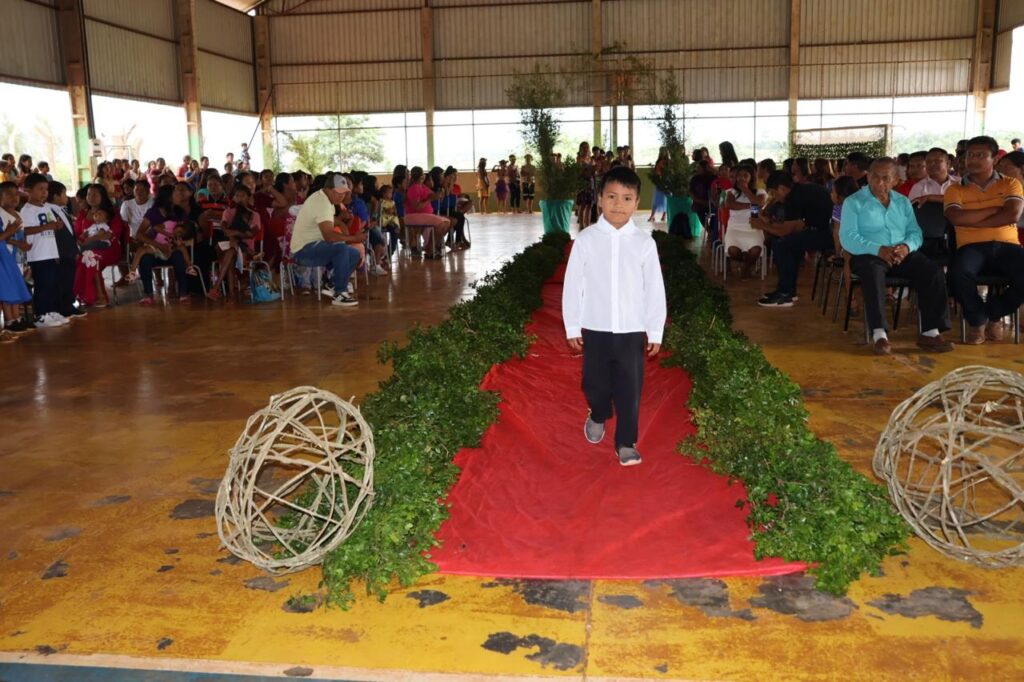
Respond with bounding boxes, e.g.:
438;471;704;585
433;261;805;580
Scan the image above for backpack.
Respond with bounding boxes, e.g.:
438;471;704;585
249;260;281;303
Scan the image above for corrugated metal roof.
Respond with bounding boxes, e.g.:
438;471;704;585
197;0;254;63
259;0;419;13
272;61;421;114
433;2;590;59
269;10;419;63
86;19;182;102
83;0;177;41
799;40;971;99
604;0;788;52
800;0;975;45
198;51;256;112
999;0;1024;32
0;0;63;86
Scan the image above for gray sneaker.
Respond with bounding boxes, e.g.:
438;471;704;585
584;413;605;444
616;445;642;467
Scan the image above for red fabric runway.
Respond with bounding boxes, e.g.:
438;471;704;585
433;261;804;580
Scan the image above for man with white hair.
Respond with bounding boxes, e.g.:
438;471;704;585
840;157;953;355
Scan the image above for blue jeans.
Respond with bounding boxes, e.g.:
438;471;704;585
293;240;360;292
139;251;188;297
948;240;1024;327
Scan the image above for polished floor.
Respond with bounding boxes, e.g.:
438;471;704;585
1;214;1022;681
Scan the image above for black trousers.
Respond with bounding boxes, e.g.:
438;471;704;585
775;228;834;295
948;241;1024;327
509;182;521;210
29;259;60;316
850;252;950;333
581;329;646;449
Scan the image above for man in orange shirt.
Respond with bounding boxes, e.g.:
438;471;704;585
944;135;1024;344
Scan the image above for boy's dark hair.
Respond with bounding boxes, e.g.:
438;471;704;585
845;152;872;171
909;150;927;161
599;165;641;194
0;181;16;193
1012;138;1021;145
928;146;948;156
832;175;859;200
23;173;49;190
47;181;67;202
38;161;50;169
966;135;999;156
765;170;794;190
377;184;392;198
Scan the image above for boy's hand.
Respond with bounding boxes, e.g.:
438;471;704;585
567;337;583;352
647;343;661;357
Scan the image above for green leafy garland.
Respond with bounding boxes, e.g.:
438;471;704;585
790;140;888;161
321;232;570;606
320;230;907;606
654;232;909;594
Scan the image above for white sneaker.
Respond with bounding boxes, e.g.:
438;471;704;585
320;285;335;299
36;313;65;328
54;313;71;326
370;264;387;276
331;292;358;307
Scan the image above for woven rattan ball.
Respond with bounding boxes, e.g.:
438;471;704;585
874;365;1024;568
215;386;374;574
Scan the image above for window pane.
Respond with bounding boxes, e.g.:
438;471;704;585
473;122;522;166
0;82;76;187
202;110;261;170
755;114;789;160
891;112;968;154
93;94;188;169
821;97;893;115
406;126;428;168
434;123;475;170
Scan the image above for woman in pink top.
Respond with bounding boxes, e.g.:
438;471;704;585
403;166;450;258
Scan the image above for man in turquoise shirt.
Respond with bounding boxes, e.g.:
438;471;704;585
839;157;953;355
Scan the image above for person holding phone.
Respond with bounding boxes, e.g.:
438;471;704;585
723;164;767;278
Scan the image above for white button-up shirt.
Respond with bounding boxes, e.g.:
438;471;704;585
562;215;667;343
908;174;958;201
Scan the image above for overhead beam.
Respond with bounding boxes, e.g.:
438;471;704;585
971;0;997;132
421;1;435;168
788;0;801;139
175;0;204;159
253;15;275;158
55;0;95;187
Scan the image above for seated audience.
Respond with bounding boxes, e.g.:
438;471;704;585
839;158;953;355
133;184;192;306
723;163;767;277
404;166;451;258
753;170;834;307
944;136;1024;344
74;183;126;307
290;174;362;307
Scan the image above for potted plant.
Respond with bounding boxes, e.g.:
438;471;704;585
507;67;579;234
648;77;698;237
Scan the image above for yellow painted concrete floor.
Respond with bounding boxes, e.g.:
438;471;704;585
1;215;1023;681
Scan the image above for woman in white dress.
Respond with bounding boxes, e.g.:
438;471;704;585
723;164;767;278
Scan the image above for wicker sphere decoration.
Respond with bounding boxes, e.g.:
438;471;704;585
215;386;374;574
874;365;1024;568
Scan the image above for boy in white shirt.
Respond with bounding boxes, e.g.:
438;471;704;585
562;166;667;466
20;173;72;327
